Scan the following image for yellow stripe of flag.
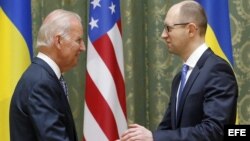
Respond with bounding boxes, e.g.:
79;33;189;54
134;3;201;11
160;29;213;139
0;1;32;140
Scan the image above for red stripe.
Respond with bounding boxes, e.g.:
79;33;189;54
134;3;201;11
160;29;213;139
117;19;122;35
85;72;119;140
92;33;127;117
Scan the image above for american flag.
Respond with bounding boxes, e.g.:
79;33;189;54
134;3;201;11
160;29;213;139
83;0;127;140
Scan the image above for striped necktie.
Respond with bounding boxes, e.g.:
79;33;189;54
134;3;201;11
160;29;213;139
59;75;69;100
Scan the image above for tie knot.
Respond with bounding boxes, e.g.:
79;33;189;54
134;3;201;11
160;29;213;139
182;64;189;73
60;75;64;82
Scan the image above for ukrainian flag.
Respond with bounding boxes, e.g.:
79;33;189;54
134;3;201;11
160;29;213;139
196;0;238;124
0;0;33;140
196;0;233;65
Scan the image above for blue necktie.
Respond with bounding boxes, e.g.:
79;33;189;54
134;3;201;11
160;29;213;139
177;64;189;108
59;75;68;100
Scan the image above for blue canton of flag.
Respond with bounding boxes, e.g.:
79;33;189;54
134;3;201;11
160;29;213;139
88;0;121;41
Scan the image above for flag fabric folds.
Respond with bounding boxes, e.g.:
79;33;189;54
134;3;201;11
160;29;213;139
0;0;33;141
83;0;127;140
196;0;233;65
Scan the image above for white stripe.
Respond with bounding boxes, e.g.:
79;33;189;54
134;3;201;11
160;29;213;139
83;103;109;141
107;24;125;79
86;38;127;136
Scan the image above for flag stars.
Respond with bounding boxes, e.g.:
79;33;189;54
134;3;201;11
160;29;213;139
89;17;99;30
91;0;101;9
109;2;116;14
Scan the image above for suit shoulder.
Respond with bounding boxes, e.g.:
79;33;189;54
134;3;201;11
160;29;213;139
205;52;231;67
203;53;236;78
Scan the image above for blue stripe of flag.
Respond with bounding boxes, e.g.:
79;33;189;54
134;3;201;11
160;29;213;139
0;0;33;58
196;0;233;64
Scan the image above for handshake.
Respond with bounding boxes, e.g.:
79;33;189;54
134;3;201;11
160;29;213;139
116;124;153;141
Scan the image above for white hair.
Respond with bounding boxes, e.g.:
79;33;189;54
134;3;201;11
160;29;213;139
36;9;82;48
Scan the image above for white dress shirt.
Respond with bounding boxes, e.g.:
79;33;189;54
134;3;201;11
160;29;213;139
176;43;208;113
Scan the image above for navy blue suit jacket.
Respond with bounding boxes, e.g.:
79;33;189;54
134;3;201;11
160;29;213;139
153;49;238;141
10;57;77;141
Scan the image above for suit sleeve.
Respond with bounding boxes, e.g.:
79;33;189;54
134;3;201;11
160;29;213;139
157;102;172;130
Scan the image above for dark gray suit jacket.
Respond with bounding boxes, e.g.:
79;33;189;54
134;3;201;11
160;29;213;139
10;57;77;141
153;49;238;141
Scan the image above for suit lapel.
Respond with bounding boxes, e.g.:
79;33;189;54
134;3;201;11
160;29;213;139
175;48;213;126
176;67;200;125
171;72;181;128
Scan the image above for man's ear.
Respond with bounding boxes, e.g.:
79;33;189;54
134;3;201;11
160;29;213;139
188;23;198;37
54;35;62;48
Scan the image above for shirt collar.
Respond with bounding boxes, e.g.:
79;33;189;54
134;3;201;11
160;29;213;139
37;52;61;79
185;43;208;68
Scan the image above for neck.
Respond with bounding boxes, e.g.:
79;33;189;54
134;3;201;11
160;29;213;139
181;38;205;61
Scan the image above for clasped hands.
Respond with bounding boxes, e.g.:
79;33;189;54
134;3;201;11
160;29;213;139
116;124;153;141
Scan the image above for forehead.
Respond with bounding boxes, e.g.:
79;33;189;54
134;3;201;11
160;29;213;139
70;21;83;32
164;6;181;24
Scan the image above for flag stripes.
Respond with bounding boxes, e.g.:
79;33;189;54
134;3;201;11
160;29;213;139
83;0;127;140
93;32;126;115
196;0;233;65
85;73;119;141
0;0;32;141
84;104;109;141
